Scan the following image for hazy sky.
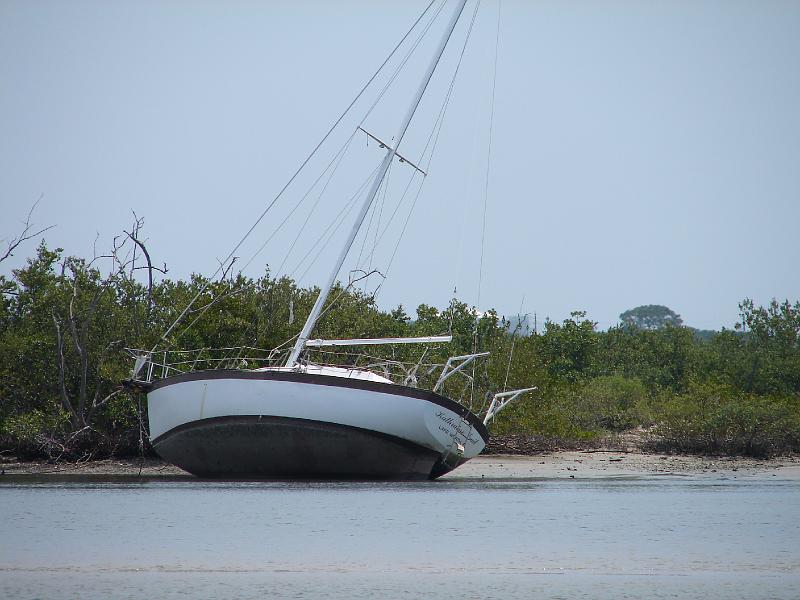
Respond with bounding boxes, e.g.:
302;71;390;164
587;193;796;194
1;0;798;331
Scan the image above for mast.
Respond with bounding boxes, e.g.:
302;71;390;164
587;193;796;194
286;0;469;367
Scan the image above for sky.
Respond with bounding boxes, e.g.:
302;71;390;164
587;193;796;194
1;0;798;332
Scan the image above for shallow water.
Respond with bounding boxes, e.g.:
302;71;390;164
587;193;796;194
1;475;798;599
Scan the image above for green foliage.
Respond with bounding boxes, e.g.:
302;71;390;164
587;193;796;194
1;236;798;459
0;408;70;446
653;382;800;456
620;304;683;330
598;324;698;392
734;298;800;395
574;375;651;432
538;311;598;381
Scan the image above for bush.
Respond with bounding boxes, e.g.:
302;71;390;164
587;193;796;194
493;378;651;439
653;382;800;456
0;408;71;458
574;375;651;432
491;382;599;440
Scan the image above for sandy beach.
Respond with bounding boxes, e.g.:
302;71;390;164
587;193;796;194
2;452;798;480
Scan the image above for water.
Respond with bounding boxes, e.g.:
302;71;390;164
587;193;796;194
1;474;798;599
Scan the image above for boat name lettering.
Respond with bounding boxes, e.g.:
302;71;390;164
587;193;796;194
434;411;479;445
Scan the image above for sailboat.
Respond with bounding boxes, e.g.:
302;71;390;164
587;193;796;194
128;0;533;480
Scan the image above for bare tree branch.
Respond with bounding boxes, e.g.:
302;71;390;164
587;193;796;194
89;340;122;419
88;388;123;422
1;195;55;263
65;262;105;422
217;256;238;281
125;214;167;324
52;309;79;428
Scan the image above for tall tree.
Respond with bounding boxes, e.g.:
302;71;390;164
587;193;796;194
620;305;683;330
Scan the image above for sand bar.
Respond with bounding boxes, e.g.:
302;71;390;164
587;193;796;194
2;452;798;480
445;452;800;480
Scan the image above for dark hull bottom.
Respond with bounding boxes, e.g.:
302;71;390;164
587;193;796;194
152;415;461;481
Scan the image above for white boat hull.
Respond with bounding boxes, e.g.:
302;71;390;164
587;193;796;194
146;370;488;480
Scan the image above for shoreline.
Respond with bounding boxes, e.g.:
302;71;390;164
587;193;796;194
448;451;800;480
2;452;798;480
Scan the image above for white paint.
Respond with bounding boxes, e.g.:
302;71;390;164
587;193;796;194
304;335;452;347
253;364;394;384
147;376;485;459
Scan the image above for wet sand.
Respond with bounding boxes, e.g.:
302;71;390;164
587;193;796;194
2;452;798;480
447;452;800;480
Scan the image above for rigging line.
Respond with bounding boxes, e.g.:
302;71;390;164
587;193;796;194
148;0;438;355
367;159;394;279
450;47;483;303
357;171;383;271
421;0;481;171
290;163;383;282
476;0;500;318
171;271;272;355
367;18;465;292
381;0;482;282
286;0;473;367
354;185;376;269
270;260;381;357
286;262;395;358
450;55;485;303
357;8;462;277
366;28;463;262
472;0;498;406
241;129;358;276
220;282;286;363
375;168;421;245
170;282;237;347
183;281;251;317
271;130;359;280
297;199;362;285
360;0;449;127
299;266;379;343
382;170;427;278
354;160;392;271
290;164;381;280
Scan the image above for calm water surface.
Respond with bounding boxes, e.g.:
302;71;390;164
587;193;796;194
1;474;798;599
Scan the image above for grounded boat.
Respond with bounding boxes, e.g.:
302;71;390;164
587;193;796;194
128;0;533;480
146;366;490;479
